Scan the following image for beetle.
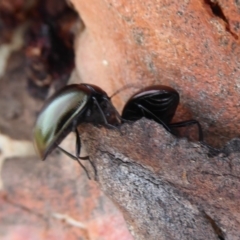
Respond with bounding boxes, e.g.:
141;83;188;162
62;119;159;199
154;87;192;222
122;85;203;140
33;83;121;179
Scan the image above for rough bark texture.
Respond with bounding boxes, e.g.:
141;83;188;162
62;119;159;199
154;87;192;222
78;120;240;240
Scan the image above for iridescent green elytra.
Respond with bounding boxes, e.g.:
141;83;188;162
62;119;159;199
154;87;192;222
33;84;121;161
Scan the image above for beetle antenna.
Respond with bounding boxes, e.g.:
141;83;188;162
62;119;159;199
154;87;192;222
110;83;140;99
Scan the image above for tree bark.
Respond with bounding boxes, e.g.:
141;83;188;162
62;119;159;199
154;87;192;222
79;119;240;240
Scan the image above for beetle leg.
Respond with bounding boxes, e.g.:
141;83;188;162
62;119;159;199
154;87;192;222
92;97;119;129
169;120;203;141
102;97;125;136
92;97;108;123
75;129;97;178
57;146;91;179
135;104;172;133
108;100;122;124
199;142;221;157
75;129;85;158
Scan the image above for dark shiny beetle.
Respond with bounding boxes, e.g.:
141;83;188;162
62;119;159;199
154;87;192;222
122;85;203;140
33;84;121;178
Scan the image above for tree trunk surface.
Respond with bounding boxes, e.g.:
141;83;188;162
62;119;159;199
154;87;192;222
79;119;240;240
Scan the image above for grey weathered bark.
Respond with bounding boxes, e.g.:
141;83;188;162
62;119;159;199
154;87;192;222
78;119;240;240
